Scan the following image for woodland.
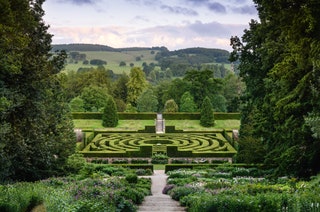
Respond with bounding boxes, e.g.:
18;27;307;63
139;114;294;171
0;0;320;211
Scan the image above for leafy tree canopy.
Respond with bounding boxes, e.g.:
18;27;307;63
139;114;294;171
0;0;76;181
230;0;320;177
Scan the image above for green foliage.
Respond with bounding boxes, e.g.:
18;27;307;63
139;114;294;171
125;173;138;184
81;86;110;112
90;59;107;65
69;96;85;112
102;97;118;127
66;153;87;174
0;0;76;181
169;186;203;201
166;168;320;212
124;103;137;113
236;136;266;164
200;96;215;127
151;153;169;164
113;73;129;103
137;89;158;112
119;61;126;66
179;92;197;112
184;69;223;108
230;1;320;177
164;99;179;112
126;67;148;106
211;94;227;112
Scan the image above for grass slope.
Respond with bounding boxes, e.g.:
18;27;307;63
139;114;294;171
63;50;159;74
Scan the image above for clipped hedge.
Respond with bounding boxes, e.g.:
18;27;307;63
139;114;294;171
72;112;102;119
105;164;154;172
80;146;153;158
72;112;240;120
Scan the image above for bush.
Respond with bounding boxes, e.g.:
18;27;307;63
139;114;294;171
102;97;118;127
125;173;138;184
66;153;87;174
200;96;214;127
169;186;203;201
151;153;169;164
164;99;179;112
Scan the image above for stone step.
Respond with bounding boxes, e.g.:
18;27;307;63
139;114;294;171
137;170;186;212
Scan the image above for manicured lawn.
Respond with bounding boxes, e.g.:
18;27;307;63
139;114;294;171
153;164;165;170
73;119;240;130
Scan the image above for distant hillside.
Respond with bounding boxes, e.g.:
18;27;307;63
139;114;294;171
51;44;167;52
155;47;230;64
51;44;118;52
52;44;231;76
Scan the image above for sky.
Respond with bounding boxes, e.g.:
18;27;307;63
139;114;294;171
43;0;258;51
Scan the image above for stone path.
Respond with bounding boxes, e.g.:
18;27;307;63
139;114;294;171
138;170;186;212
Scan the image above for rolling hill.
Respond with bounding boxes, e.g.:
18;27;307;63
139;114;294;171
52;44;231;75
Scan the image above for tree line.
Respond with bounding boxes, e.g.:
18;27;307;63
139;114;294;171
63;65;244;114
231;0;320;178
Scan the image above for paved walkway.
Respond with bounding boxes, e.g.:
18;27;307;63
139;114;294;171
138;170;186;212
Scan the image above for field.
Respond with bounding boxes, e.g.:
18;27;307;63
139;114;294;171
73;119;240;131
63;50;159;74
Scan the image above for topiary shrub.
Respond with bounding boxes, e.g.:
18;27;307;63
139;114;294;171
200;96;215;127
102;97;118;127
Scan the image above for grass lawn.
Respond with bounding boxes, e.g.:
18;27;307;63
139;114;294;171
73;119;240;130
153;164;165;170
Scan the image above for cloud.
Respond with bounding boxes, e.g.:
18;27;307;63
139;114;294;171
232;5;257;15
207;2;226;13
161;5;198;16
48;20;247;51
58;0;99;5
184;0;209;5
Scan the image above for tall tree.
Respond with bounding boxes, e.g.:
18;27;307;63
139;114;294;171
0;0;76;181
179;91;197;112
126;67;148;106
113;72;129;103
184;69;223;108
80;85;109;112
230;0;320;177
136;88;158;112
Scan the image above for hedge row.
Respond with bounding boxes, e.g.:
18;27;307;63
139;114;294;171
164;163;265;173
72;112;240;120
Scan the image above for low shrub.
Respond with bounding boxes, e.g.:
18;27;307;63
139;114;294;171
125;173;138;184
66;153;87;174
112;159;129;164
162;184;175;194
151;153;169;164
169;186;203;201
135;169;153;176
171;159;190;164
131;159;149;164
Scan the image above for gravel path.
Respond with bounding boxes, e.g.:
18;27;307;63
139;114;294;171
138;170;186;212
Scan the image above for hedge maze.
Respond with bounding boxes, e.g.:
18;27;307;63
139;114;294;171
80;131;237;160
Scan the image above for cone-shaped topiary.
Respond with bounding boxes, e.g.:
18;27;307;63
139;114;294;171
102;96;119;127
200;96;214;127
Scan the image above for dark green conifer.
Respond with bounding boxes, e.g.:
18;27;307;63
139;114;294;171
200;96;214;127
102;97;118;127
